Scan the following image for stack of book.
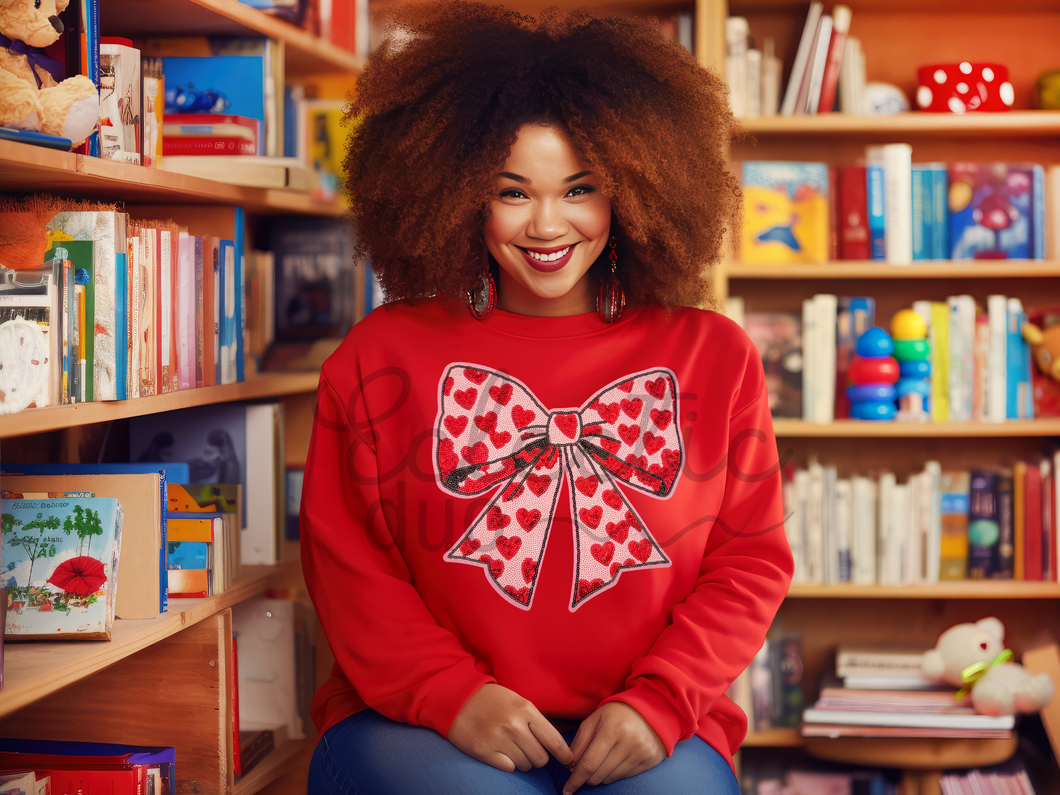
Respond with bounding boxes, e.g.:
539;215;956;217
724;3;865;118
739;157;1053;266
726;637;806;733
166;484;241;598
0;740;174;794
940;762;1038;794
802;646;1016;740
742;767;899;795
734;292;1042;423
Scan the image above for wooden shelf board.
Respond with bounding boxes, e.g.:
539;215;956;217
771;419;1060;437
235;739;314;795
741;728;803;747
0;372;319;439
0;560;299;720
0;140;346;216
738;111;1060;137
730;0;1059;12
724;261;1060;279
101;0;363;75
788;582;1060;599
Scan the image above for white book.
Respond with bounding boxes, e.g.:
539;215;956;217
792;469;811;584
781;1;824;116
761;38;781;117
355;0;370;58
877;472;897;585
835;478;852;582
947;296;975;422
803;15;834;114
908;472;928;584
746;49;762;118
987;295;1008;423
813;294;838;423
802;298;817;422
893;482;911;584
725;17;749;118
855;39;867;117
882;144;913;264
851;475;877;585
244;402;283;565
802;709;1015;731
808;459;825;583
925;461;942;583
842;674;939;691
838;36;858;114
823;464;837;583
1047;166;1060;261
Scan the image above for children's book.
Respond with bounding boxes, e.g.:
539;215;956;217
744;312;803;418
98;40;142;165
740;161;830;264
967;470;999;579
46;240;93;403
1;497;122;640
939;471;970;581
0;258;60;411
949;163;1039;260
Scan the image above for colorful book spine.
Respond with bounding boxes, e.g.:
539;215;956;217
1006;298;1032;420
996;470;1014;579
1014;461;1026;580
866;164;886;259
1033;164;1045;259
931;166;949;260
911;166;930;261
838;166;870;260
929;301;949;422
968;469;999;579
1024;463;1042;580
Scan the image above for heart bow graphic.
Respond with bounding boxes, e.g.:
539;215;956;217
434;364;683;610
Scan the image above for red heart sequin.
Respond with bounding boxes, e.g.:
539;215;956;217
516;508;541;532
600;438;621;455
592;401;620;424
617;380;634;393
490;430;512;449
605;457;633;480
611;558;635;578
602;489;623;510
511;405;536;429
605;520;629;544
464;368;488;384
489;383;514;405
625;453;648;471
554;413;579;439
526;473;552;496
502;482;525;502
578;505;603;529
462;442;488;464
574;475;599;497
537;447;560;470
487;506;510;531
618;424;639;445
505;585;530;604
475;411;498;433
650;408;673;430
521;558;537;583
591;541;615;565
645;377;667;399
577;578;604;600
444;376;454;396
625;510;641;530
444;415;468;437
496;535;522;560
642;432;665;455
460;538;481;556
454;388;477;410
480;554;504;578
620;398;643;420
628;539;652;562
438;439;459;478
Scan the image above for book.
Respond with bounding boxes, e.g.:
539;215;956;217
816;5;850;115
0;739;174;795
1;497;122;640
162;113;261;153
0;258;60;411
866;163;886;259
996;470;1015;578
0;128;74;151
98;39;142;165
947;295;975;422
837;166;870;260
744;312;802;418
769;636;805;727
929;301;949;422
1025;462;1043;580
1007;297;1034;420
987;294;1008;422
233;596;304;740
740;162;830;264
161;156;318;190
802;708;1015;730
780;2;823;116
850;474;876;585
939;471;970;581
879;144;913;265
798;13;832;115
949;163;1038;260
968;469;1000;578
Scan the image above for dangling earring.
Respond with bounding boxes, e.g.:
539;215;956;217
467;248;496;320
597;236;625;324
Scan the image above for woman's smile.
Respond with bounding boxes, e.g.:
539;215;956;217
517;243;577;272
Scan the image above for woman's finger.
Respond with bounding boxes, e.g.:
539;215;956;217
483;751;517;773
528;716;574;767
501;741;535;773
585;745;626;787
567;711;600;763
515;726;551;769
600;755;639;785
562;732;614;794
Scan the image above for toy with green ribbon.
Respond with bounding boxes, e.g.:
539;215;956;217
955;648;1013;701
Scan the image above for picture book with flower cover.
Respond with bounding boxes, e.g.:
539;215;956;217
1;498;123;640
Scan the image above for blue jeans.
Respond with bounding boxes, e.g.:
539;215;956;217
307;709;740;794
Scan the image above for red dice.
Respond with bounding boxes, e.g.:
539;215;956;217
916;63;1013;113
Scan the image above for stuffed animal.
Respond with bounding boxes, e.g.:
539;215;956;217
921;617;1055;717
1022;320;1060;383
0;0;98;143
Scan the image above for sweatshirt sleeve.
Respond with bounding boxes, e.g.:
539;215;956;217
300;370;496;738
599;368;794;754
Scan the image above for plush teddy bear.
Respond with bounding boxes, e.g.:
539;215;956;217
921;617;1055;717
0;0;98;143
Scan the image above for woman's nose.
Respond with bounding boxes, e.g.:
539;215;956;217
527;199;568;240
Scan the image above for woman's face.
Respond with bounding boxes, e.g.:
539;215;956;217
485;124;612;316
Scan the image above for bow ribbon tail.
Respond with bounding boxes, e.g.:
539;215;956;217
954;648;1014;701
565;445;670;611
446;450;564;609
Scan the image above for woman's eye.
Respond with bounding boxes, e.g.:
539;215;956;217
567;185;595;197
500;189;527;199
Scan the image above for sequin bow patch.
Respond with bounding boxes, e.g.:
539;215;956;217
434;364;683;610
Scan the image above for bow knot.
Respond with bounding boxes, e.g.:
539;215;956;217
955;648;1013;701
0;33;65;89
434;364;684;611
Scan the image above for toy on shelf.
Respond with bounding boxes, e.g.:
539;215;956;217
916;62;1014;114
891;309;931;422
1037;69;1060;109
846;326;898;421
0;0;98;144
922;617;1054;717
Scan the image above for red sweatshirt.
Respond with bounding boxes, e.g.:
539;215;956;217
300;298;793;770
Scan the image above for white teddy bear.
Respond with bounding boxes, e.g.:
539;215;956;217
921;617;1054;717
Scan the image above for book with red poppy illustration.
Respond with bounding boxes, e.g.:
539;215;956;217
0;498;123;640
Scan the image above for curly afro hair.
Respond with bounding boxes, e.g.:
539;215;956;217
345;2;739;309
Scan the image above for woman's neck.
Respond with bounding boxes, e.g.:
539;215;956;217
495;268;595;317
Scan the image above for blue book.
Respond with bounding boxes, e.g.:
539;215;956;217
168;541;210;570
932;168;950;260
968;470;999;578
0;127;73;151
866;164;886;259
1033;164;1045;260
911;167;931;261
949;163;1035;260
235;207;245;383
219;240;237;384
116;252;128;401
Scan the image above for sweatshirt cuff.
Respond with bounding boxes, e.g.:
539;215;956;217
599;681;690;757
418;659;496;740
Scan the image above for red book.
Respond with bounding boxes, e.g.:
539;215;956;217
162;137;257;156
828;167;840;261
331;0;356;53
232;636;242;776
838;166;870;260
43;769;141;795
1025;463;1043;580
1050;465;1057;581
817;5;851;114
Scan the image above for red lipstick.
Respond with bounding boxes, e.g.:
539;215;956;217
518;243;577;273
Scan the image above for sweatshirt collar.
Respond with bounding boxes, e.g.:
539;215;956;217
480;304;644;339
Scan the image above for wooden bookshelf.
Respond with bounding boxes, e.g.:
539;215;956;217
740;111;1060;137
0;140;347;216
234;739;315;795
788;582;1060;599
723;262;1060;279
0;372;319;439
742;728;803;747
770;418;1060;437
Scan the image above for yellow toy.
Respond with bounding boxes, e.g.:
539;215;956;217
1022;320;1060;381
891;308;927;342
0;0;98;143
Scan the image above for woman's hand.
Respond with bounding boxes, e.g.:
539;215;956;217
448;683;575;773
562;702;666;794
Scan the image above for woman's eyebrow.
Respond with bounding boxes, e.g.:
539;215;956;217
564;171;592;183
498;171;529;183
